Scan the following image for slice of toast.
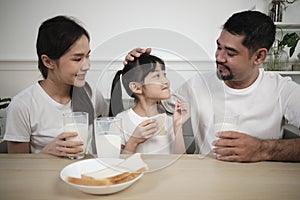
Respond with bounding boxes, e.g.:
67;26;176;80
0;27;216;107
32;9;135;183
67;153;148;186
150;113;167;135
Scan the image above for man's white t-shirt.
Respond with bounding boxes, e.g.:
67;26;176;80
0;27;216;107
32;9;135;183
4;82;108;153
116;108;175;154
166;69;300;154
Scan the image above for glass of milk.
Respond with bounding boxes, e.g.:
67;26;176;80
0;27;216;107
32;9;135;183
95;117;122;158
63;112;89;159
213;114;239;156
214;114;239;133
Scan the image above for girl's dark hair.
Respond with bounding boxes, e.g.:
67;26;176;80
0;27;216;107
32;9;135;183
109;54;165;116
36;15;90;79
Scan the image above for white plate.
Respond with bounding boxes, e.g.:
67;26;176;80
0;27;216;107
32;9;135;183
60;158;143;195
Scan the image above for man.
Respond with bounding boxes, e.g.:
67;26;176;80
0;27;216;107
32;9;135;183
124;10;300;162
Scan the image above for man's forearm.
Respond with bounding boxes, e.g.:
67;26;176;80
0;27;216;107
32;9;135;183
262;138;300;161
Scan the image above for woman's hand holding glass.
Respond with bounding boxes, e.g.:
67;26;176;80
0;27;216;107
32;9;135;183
41;131;84;157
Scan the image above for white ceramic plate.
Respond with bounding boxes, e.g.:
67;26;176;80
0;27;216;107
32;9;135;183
60;158;143;195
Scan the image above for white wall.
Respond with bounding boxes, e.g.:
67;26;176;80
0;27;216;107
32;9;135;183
0;0;299;98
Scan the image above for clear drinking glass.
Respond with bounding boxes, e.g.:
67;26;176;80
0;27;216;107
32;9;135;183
213;114;239;157
63;112;89;159
214;114;239;133
95;117;122;158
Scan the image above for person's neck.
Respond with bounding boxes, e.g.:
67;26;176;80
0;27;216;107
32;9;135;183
224;69;260;89
133;100;159;117
39;79;72;105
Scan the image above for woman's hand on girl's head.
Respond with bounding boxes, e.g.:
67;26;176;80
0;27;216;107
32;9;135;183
41;132;84;157
123;48;152;65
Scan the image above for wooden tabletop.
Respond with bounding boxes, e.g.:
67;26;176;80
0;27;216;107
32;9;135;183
0;153;299;200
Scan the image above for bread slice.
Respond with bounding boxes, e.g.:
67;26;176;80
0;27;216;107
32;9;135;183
150;113;167;135
67;153;148;186
67;176;111;186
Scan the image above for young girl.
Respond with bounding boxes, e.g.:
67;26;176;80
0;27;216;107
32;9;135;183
4;16;108;157
109;54;187;154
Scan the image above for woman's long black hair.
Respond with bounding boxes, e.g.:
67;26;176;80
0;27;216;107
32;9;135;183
36;15;90;79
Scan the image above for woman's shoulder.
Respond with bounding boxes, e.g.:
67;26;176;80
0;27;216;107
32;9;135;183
11;83;39;103
7;83;40;113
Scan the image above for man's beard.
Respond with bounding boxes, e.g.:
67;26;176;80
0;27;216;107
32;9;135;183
216;62;234;81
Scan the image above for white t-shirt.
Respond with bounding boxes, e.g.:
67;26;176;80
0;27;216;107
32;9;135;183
4;82;108;153
116;108;175;154
164;69;300;154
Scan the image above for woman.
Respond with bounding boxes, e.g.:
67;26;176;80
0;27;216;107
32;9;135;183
4;16;108;157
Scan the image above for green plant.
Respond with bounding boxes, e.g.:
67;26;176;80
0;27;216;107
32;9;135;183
0;98;11;110
278;32;300;57
268;0;297;22
263;31;295;71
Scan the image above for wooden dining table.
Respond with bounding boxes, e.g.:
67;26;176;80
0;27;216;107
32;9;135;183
0;153;299;200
